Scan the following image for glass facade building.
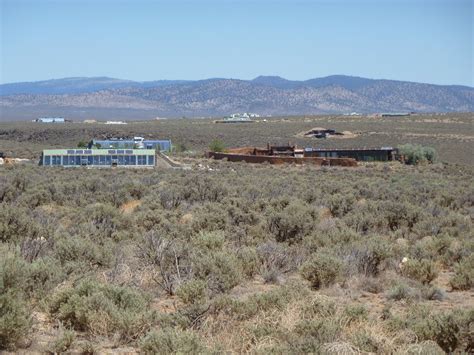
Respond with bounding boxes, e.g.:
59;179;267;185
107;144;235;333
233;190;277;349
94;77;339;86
41;149;156;167
91;139;172;151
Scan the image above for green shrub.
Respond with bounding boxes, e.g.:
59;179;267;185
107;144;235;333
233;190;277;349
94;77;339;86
140;329;204;354
194;251;242;294
49;279;153;342
450;255;474;290
300;252;342;289
176;279;207;306
344;304;368;323
49;328;76;353
386;282;418;301
411;313;460;353
402;259;438;285
209;139;225;152
399;144;437;165
0;291;31;350
292;318;341;351
267;201;318;243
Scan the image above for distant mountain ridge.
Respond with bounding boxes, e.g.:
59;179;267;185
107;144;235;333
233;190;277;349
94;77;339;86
1;75;473;119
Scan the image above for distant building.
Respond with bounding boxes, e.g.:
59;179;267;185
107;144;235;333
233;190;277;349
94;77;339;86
83;119;97;124
41;149;156;167
34;117;65;123
90;137;172;152
379;113;411;117
105;121;127;125
304;147;398;162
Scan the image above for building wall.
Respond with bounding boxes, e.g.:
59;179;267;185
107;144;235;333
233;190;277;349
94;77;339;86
42;149;155;167
305;149;395;161
207;152;357;166
91;139;172;151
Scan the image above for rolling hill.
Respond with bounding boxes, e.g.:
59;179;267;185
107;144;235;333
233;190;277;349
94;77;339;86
0;75;472;120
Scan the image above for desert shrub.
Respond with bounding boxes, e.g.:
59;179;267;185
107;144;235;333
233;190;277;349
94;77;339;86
267;200;318;243
0;247;29;293
421;286;445;301
49;279;153;342
344;304;368;323
208;139;225;152
292;319;341;352
24;257;64;298
399;144;437;165
301;296;337;319
0;204;43;244
411;312;460;353
193;250;242;294
402;340;445;355
176;279;208;306
257;241;293;284
345;237;392;277
184;176;228;203
401;259;438;285
213;283;304;321
193;230;225;251
352;330;382;353
300;252;342;289
450;255;474;290
158;184;184;209
236;247;259;278
386;281;418;301
137;231;192;295
326;193;356;218
0;291;31;350
140;329;205;354
49;328;76;353
53;235;113;273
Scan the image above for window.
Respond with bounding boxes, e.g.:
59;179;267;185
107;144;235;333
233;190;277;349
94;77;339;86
88;156;93;165
105;156;112;165
124;155;130;165
52;155;61;165
117;150;124;154
130;155;136;165
93;155;100;165
137;155;147;165
75;156;81;165
44;156;51;165
147;155;154;166
118;155;125;165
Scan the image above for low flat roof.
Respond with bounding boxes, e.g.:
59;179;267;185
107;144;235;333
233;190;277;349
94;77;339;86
43;149;156;155
304;147;396;152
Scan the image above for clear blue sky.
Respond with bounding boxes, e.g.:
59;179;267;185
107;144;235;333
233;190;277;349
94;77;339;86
1;0;472;86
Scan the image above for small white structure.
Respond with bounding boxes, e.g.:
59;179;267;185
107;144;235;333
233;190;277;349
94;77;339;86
105;121;127;125
34;117;65;123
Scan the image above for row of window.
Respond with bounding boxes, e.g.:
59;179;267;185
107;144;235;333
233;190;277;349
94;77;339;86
43;154;154;166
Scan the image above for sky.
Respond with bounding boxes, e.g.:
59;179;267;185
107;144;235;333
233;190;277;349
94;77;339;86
0;0;472;86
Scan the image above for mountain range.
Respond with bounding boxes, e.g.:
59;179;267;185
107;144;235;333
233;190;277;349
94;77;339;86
1;75;473;120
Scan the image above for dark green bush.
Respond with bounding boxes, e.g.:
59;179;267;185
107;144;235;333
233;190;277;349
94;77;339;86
140;329;205;354
402;259;438;285
0;291;31;350
300;252;342;289
450;255;474;290
49;279;153;342
208;139;225;152
399;144;437;165
176;279;207;306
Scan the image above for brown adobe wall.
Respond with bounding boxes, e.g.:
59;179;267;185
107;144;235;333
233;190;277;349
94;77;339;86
206;151;357;167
